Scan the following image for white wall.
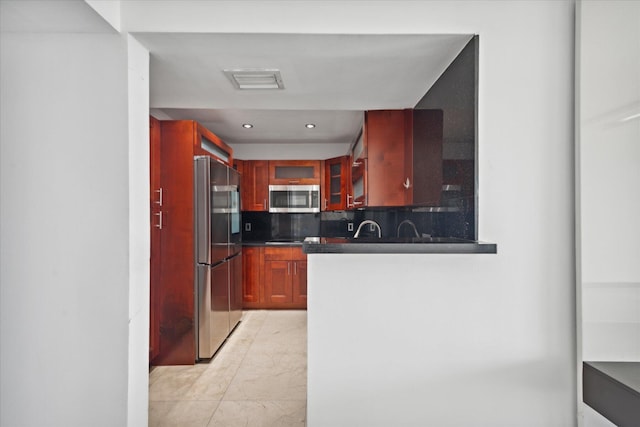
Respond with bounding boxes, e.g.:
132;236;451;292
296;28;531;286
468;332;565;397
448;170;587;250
577;0;640;362
0;8;142;427
298;1;576;426
126;35;151;427
576;1;640;425
1;1;578;426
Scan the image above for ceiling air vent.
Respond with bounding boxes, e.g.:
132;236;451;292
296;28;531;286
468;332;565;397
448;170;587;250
223;69;284;90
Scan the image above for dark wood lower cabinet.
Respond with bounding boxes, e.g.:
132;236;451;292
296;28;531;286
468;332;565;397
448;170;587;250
292;260;307;306
242;246;263;309
243;245;307;309
264;260;291;305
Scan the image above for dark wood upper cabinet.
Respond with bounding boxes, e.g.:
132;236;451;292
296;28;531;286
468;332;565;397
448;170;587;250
349;109;443;208
322;155;350;211
268;160;321;185
241;160;269;212
364;110;411;207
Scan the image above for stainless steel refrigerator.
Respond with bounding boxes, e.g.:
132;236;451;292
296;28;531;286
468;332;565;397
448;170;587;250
194;156;242;360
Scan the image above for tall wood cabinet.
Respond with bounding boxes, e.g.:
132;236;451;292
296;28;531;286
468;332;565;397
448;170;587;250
149;116;162;362
149;119;234;366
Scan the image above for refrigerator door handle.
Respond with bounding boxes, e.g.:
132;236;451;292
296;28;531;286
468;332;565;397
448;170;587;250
194;157;211;264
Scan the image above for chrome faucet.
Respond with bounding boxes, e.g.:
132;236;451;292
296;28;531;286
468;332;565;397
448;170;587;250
396;219;420;238
353;220;382;238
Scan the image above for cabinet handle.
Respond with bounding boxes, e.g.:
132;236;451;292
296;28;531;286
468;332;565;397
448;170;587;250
353;201;363;206
294;262;297;275
288;180;300;184
403;178;411;189
347;194;353;208
155;188;163;206
352;161;362;167
288;262;291;275
154;211;163;229
324;198;328;210
263;199;267;209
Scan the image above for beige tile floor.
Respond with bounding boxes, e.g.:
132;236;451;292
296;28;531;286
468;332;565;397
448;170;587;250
149;310;307;427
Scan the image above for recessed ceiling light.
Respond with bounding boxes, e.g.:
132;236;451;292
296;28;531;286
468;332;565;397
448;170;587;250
305;123;316;129
242;123;253;129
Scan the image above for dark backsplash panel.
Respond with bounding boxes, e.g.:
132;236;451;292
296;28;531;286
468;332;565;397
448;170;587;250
270;213;321;241
242;212;321;242
242;208;473;241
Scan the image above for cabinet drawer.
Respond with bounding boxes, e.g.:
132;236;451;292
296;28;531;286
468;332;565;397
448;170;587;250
263;246;306;261
291;246;306;261
264;246;293;261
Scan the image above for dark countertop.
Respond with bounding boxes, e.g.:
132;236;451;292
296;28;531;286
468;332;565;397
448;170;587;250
583;362;640;427
243;240;304;247
302;236;497;254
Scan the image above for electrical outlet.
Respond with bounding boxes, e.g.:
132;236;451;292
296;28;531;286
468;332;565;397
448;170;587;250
244;222;251;232
369;223;376;232
347;222;354;232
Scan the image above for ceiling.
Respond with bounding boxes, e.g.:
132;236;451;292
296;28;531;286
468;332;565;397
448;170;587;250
135;32;473;147
0;1;473;150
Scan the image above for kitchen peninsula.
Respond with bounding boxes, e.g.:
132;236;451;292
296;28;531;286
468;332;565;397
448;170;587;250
303;236;496;254
305;241;499;426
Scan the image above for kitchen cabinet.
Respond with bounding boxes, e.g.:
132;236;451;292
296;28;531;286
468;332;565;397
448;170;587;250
263;246;307;309
360;110;411;207
348;109;443;208
268;160;321;185
242;245;307;309
322;155;350;211
149;116;161;362
241;160;269;211
150;120;235;366
242;246;263;309
346;129;366;208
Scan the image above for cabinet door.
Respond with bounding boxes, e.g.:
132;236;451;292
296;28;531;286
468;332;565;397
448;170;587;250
264;260;293;306
149;116;161;362
323;156;350;211
268;160;321;185
242;246;263;308
350;158;367;208
292;260;307;307
365;110;411;207
242;160;269;211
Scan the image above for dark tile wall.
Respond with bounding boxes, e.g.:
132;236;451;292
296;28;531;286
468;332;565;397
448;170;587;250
242;208;473;242
242;212;320;242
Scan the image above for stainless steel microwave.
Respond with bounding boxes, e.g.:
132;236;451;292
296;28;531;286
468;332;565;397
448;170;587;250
269;185;320;213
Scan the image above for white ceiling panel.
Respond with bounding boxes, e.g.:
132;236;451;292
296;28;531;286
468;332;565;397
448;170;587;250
136;32;473;145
